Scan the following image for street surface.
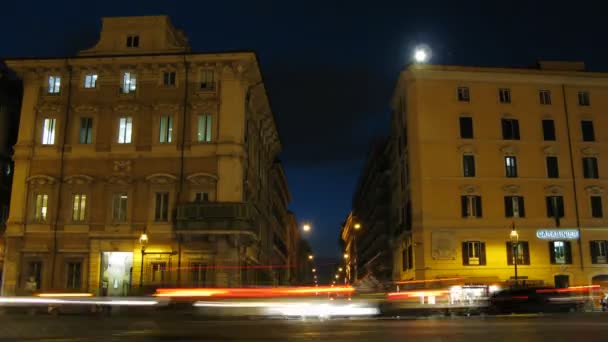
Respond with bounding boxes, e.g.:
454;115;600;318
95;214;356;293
0;313;607;341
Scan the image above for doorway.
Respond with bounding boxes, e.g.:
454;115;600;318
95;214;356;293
100;252;133;296
554;274;569;289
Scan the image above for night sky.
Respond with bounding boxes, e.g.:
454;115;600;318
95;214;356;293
2;0;608;260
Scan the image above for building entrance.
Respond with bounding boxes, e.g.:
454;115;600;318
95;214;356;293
100;252;133;296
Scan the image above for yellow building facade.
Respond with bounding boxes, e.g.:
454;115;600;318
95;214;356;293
1;16;292;295
391;62;608;289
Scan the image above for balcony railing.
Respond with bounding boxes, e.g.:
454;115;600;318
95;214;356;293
175;202;258;233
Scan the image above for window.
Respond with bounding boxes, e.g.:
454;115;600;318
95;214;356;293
581;120;595;142
550;241;572;264
159;116;173;143
539;90;551;105
66;262;82;289
462;155;475;177
163;71;176;86
118;117;133;144
504;196;525;218
28;261;42;290
462;241;486;265
200;70;215;90
461;195;482;218
546;196;565;218
578;91;590;106
501;118;520;140
194;192;209;202
34;193;48;222
499;88;511;103
84;74;97;88
546;156;559;178
71;193;87;222
154;192;169;222
591;196;603;218
48;76;61;94
506;241;530;265
42;118;56;145
190;262;206;286
112;193;127;222
79;117;93;144
126;35;139;48
505;156;518;178
459;117;473;139
542;119;556;141
151;262;166;282
406;244;413;270
590;240;608;264
583;157;599;179
197;114;212;142
121;72;137;93
457;87;470;102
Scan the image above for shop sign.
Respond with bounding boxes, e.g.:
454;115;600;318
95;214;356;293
536;229;579;240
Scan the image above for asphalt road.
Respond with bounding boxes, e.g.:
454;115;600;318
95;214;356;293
1;313;607;341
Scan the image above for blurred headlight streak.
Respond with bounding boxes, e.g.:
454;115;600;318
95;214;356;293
36;293;93;297
156;286;355;298
193;300;379;318
0;297;161;306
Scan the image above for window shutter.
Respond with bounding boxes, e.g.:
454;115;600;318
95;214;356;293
558;197;565;218
549;242;556;264
470;156;475;176
522;242;530;265
518;197;526;217
479;243;487;265
506;242;513;265
513;120;520;139
462;242;469;265
501;119;509;139
461;196;468;217
565;241;573;264
475;196;482;217
546;197;553;217
590;241;598;264
504;196;513;217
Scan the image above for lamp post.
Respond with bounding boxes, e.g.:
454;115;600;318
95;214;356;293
352;223;361;282
139;233;148;288
510;225;519;287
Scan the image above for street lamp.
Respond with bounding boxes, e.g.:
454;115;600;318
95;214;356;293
338;267;343;272
413;45;431;63
510;225;519;286
343;253;349;259
312;268;316;273
139;233;149;288
308;254;314;260
354;223;361;230
302;223;311;232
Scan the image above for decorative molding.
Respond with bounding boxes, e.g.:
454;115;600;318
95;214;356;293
459;184;479;194
189;100;217;112
145;173;177;184
581;146;599;156
106;176;134;185
543;145;559;155
457;144;477;154
544;185;564;195
112;103;140;113
26;175;56;185
502;184;520;194
152;103;180;112
35;103;63;114
113;160;132;173
500;145;519;155
585;185;604;195
186;173;218;185
72;105;99;114
64;174;94;185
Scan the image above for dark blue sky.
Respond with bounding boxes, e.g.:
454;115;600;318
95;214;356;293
2;0;607;259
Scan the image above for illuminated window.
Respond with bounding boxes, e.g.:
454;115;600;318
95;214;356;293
151;262;166;282
34;193;48;222
578;91;590;106
583;157;599;179
462;241;486;265
501;118;520;140
504;196;525;218
539;90;551;105
200;70;215;90
197;114;212;142
48;76;61;94
506;241;529;265
159;116;173;143
84;74;97;88
505;156;518;178
72;193;87;222
457;87;470;102
118;117;133;144
591;240;608;264
591;196;603;218
42;118;56;145
66;262;82;289
499;88;511;103
28;262;42;289
126;35;139;48
163;71;176;86
79;117;93;144
461;195;482;218
550;241;571;264
154;192;169;222
112;193;128;222
121;72;137;93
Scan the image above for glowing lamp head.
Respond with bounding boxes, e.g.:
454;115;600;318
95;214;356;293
312;268;316;273
139;233;149;247
338;267;343;272
414;49;427;62
343;253;349;259
308;254;314;260
354;223;361;230
303;224;311;232
510;229;519;242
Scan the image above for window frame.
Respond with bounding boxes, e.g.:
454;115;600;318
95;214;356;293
159;115;174;144
550;240;572;264
154;192;170;222
578;91;590;106
126;35;140;48
504;195;525;218
539;89;551;105
197;114;213;143
121;72;137;94
65;261;82;289
48;75;61;94
506;241;530;265
459;116;473;139
501;118;520;140
591;196;603;218
461;195;482;218
83;73;98;89
162;71;177;87
546;156;559;178
542;119;556;141
462;241;486;266
505;155;518;178
112;192;128;223
33;193;49;223
42;117;57;145
546;196;565;219
591;240;608;264
581;120;595;142
200;70;216;91
499;88;511;103
583;157;599;179
79;117;93;144
117;116;133;144
457;86;470;102
71;193;87;223
462;154;475;177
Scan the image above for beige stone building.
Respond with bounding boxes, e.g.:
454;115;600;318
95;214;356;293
391;61;608;289
1;15;292;295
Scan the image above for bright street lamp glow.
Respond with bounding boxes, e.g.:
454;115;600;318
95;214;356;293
414;49;427;63
335;274;339;279
312;268;316;273
308;254;314;260
302;224;311;232
338;267;343;272
354;223;361;230
343;253;349;259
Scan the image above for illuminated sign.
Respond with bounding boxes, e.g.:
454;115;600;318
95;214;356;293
536;229;579;240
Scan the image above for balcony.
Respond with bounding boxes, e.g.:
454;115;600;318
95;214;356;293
175;202;258;234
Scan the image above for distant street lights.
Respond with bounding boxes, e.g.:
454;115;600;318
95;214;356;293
343;253;349;260
302;223;311;232
308;254;314;260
